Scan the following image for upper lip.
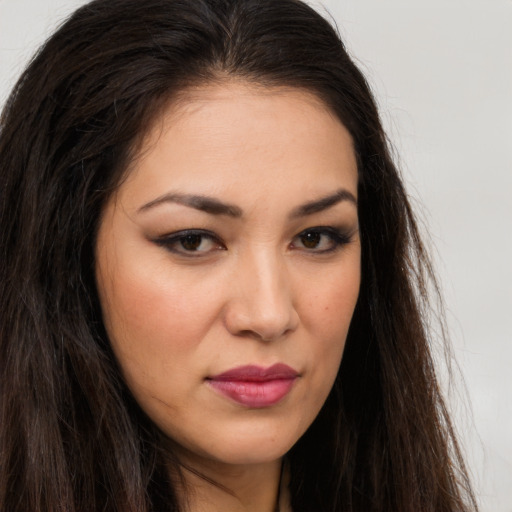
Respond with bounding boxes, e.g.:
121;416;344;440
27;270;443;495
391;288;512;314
209;363;299;382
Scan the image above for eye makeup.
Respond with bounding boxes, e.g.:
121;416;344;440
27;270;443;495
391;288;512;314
152;224;357;259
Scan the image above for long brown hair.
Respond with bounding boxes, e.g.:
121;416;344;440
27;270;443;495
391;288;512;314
0;0;477;510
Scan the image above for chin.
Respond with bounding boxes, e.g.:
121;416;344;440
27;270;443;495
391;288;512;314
168;422;305;468
207;423;310;466
204;440;293;466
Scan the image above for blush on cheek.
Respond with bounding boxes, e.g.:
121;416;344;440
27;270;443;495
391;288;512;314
105;270;221;358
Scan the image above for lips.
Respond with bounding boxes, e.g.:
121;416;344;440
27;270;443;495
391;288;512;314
207;363;299;408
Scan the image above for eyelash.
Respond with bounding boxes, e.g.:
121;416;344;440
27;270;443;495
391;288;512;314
154;226;353;257
291;226;353;254
154;229;225;257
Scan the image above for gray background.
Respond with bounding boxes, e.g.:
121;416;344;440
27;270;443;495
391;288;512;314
1;0;511;510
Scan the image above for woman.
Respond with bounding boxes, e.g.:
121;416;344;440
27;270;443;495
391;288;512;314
0;0;478;511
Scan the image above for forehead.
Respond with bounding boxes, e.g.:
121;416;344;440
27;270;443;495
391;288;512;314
119;81;358;209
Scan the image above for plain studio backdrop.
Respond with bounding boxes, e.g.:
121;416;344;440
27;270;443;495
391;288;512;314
1;0;511;510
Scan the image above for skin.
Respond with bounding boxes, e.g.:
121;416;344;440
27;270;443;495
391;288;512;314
96;82;361;512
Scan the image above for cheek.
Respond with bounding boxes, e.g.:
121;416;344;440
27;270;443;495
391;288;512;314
101;260;215;349
303;260;360;340
95;249;227;403
299;258;360;385
96;261;225;429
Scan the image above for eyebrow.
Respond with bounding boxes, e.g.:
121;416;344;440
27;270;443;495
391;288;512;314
138;188;357;218
138;193;243;217
288;189;357;218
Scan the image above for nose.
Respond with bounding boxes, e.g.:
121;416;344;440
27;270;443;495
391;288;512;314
223;251;299;342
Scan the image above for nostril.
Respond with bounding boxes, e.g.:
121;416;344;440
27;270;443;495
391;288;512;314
224;300;299;342
236;327;294;342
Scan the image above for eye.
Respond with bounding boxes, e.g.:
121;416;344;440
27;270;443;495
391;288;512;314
291;227;351;253
154;230;225;256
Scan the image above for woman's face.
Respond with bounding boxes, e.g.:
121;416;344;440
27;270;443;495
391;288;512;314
96;82;360;468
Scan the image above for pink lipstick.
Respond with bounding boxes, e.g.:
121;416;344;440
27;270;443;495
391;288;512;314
207;364;299;408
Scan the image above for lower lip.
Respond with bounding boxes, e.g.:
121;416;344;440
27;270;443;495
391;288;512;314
208;378;296;408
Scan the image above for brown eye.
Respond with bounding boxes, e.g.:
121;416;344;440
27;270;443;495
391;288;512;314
180;234;203;251
300;231;321;249
291;227;351;254
155;230;225;256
